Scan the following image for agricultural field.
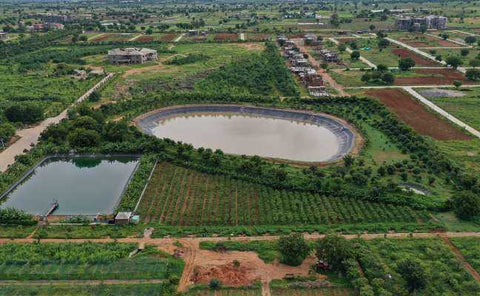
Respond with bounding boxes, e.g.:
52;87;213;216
271;287;354;296
389;32;464;48
0;243;184;281
450;237;480;274
0;283;176;296
138;162;430;227
331;68;470;87
365;89;472;140
360;237;480;295
419;87;480;131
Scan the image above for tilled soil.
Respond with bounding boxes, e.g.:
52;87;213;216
394;69;471;86
366;88;472;140
391;48;439;66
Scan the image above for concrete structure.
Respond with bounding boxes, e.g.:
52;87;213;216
0;32;7;41
108;48;158;65
395;15;447;31
115;212;132;225
318;49;340;62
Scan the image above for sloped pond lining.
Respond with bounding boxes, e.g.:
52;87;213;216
135;105;357;163
0;154;140;216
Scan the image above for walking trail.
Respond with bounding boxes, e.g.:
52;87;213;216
174;33;185;42
0;73;114;172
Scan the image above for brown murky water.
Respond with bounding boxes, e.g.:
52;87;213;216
151;113;341;162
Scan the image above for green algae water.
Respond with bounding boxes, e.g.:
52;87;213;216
0;156;139;216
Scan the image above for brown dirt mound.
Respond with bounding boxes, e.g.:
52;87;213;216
191;262;257;287
394;69;470;86
366;88;471;140
391;48;438;66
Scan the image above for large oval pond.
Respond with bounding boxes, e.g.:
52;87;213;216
136;105;356;163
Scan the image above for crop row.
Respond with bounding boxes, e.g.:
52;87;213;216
138;163;430;226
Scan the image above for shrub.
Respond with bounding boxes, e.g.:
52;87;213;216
67;128;101;148
0;208;36;226
5;104;44;124
209;278;221;289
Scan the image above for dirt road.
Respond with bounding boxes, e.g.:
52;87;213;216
294;39;349;96
2;231;480;295
0;73;114;172
440;235;480;283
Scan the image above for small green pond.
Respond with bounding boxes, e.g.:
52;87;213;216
0;156;139;216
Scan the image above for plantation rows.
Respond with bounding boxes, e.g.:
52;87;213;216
138;163;430;226
0;258;182;281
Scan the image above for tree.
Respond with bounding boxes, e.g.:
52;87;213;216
67;128;101;148
398;57;415;71
88;91;101;102
278;233;310;266
330;13;340;27
453;80;462;89
146;28;153;35
369;24;376;31
435;55;443;62
466;68;480;80
377;38;390;50
5;104;44;124
343;155;355;166
445;56;462;69
350;50;360;60
0;123;15;144
469;59;480;67
461;49;470;57
452;191;480;220
79;35;88;42
381;72;395;84
397;258;427;292
465;36;477;45
338;43;347;52
316;235;354;274
440;33;449;40
376;64;388;72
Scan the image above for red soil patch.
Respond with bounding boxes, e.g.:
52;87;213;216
394;69;471;86
191;262;256;287
214;33;238;41
287;33;305;38
391;48;438;66
248;34;271;41
160;34;177;42
399;38;431;47
190;36;207;42
90;35;109;43
135;35;154;42
337;38;356;44
424;35;462;47
366;89;471;140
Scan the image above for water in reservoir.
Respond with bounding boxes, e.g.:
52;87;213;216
151;113;341;162
0;156;138;215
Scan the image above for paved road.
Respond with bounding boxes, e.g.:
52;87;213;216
240;33;245;41
0;73;114;172
329;37;377;68
403;86;480;139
